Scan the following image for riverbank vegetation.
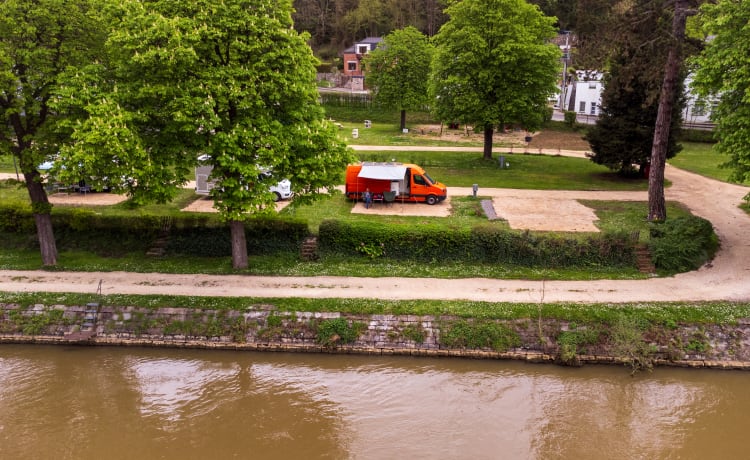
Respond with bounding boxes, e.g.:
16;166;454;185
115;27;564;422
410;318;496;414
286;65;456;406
2;294;749;372
7;293;748;325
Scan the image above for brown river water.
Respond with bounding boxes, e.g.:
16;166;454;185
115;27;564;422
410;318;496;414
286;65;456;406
1;345;748;460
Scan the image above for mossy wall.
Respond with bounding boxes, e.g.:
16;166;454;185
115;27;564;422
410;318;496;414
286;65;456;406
2;303;749;370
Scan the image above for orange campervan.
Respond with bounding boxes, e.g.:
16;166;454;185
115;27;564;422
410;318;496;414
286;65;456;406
345;162;447;205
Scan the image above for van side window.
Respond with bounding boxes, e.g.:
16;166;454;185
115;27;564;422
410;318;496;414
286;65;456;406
413;175;426;186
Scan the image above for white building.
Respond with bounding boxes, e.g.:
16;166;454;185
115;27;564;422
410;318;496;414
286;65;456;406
564;71;603;117
682;74;718;127
562;71;716;128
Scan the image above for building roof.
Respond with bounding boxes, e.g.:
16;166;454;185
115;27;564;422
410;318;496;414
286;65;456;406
343;37;384;54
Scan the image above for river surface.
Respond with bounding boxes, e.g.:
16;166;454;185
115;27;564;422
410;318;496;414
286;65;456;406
1;345;748;459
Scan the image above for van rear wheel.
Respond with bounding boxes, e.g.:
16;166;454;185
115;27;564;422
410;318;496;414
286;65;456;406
272;192;281;202
426;195;438;205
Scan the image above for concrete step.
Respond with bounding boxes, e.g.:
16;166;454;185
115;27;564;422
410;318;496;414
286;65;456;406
634;244;656;274
300;236;319;261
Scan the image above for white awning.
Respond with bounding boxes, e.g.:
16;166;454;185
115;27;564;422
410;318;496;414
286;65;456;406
358;165;407;180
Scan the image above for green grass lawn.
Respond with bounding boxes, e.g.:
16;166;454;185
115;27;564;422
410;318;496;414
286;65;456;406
355;149;650;191
0;289;747;324
669;142;749;184
332;120;486;147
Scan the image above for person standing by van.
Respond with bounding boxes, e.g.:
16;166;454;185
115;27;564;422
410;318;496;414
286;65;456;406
364;188;372;209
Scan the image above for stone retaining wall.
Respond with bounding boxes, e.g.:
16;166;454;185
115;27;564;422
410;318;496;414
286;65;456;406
2;303;749;370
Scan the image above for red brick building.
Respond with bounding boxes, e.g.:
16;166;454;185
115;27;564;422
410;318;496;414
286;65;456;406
342;37;383;77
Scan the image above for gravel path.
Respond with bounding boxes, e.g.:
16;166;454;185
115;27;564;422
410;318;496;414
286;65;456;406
1;148;748;303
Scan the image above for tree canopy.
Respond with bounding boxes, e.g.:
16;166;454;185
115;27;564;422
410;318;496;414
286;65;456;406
292;0;447;55
364;26;434;131
429;0;560;159
586;1;684;175
54;0;353;269
691;0;750;183
0;0;106;265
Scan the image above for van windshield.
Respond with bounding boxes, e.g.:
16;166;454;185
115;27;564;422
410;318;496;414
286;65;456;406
424;173;435;185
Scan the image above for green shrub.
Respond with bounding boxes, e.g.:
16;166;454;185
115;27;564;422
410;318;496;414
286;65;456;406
6;308;66;335
315;317;363;346
609;315;655;373
266;313;283;328
678;129;716;143
563;111;577;128
167;216;308;256
440;320;521;352
543;106;554;123
0;202;34;233
556;326;602;363
649;216;718;272
401;323;427;344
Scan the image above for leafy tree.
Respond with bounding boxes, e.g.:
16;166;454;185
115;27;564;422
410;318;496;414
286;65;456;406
54;0;353;269
0;0;106;266
343;0;389;39
364;27;434;132
586;3;684;176
691;0;750;183
293;0;447;51
528;0;577;30
430;0;560;159
587;64;683;175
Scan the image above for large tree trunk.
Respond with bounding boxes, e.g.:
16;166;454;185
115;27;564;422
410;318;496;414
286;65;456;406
648;0;689;222
229;220;248;269
24;171;57;266
483;125;494;160
400;109;406;132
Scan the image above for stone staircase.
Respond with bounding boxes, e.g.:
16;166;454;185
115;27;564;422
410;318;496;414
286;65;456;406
65;302;100;342
300;236;319;261
146;217;173;257
634;244;656;274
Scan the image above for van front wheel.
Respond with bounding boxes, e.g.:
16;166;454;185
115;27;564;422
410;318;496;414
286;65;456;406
426;195;438;205
272;192;281;202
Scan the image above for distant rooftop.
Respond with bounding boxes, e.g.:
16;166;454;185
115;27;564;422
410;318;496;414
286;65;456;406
343;37;384;54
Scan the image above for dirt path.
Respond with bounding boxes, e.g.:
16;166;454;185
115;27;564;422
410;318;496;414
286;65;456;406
1;148;749;303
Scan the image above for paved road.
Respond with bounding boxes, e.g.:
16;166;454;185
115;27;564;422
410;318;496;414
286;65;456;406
1;149;749;303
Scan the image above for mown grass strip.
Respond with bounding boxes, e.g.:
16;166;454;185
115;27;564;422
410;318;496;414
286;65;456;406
2;292;748;325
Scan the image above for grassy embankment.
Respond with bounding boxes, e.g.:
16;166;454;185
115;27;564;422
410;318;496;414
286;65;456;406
1;291;749;331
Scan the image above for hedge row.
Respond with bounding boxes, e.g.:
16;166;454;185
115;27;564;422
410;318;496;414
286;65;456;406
318;220;636;268
0;203;308;257
167;217;308;256
0;202;167;235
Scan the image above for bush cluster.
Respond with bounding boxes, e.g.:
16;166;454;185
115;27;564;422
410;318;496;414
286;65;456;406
0;203;307;257
563;110;578;128
168;217;308;256
678;129;716;143
319;220;635;268
0;202;36;233
439;320;521;352
649;216;718;272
